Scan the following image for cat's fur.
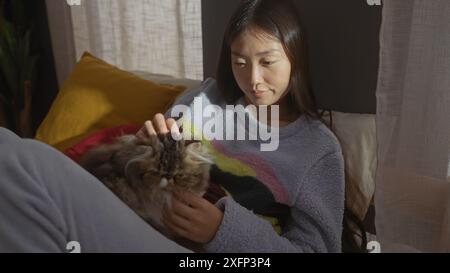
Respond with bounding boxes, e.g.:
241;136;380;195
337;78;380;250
77;133;213;241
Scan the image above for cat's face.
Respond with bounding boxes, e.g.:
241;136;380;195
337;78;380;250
125;134;213;194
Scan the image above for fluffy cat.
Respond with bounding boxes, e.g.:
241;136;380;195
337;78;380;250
77;133;214;243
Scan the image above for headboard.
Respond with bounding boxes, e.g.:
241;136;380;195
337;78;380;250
201;0;382;114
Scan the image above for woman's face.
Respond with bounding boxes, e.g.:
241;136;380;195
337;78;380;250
231;28;292;106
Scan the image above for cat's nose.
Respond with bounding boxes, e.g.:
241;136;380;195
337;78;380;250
159;177;169;188
159;177;175;188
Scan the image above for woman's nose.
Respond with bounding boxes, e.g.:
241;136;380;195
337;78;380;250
249;65;263;87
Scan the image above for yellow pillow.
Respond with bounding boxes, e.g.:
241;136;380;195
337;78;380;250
35;52;185;151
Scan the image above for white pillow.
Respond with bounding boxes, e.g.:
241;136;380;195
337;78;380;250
131;71;202;91
322;111;377;220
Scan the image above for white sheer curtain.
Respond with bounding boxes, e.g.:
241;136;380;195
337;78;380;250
69;0;203;80
375;0;450;252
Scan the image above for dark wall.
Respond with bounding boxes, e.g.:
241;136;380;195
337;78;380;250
201;0;241;82
201;0;381;114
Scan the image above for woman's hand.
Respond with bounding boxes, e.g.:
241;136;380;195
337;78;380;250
136;113;180;139
162;191;224;244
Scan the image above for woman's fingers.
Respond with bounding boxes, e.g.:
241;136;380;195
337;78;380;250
153;113;169;134
174;191;203;209
144;120;157;136
171;194;196;218
136;114;181;140
166;118;181;140
163;203;191;227
135;120;156;140
161;216;189;238
162;200;192;238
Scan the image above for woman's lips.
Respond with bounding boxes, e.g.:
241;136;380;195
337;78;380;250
251;90;266;98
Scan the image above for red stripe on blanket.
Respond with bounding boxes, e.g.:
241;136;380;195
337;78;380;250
64;124;141;162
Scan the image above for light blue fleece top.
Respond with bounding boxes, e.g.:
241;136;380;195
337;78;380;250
164;78;345;253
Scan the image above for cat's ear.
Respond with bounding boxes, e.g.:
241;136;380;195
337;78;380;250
184;142;214;165
124;149;154;186
124;158;146;186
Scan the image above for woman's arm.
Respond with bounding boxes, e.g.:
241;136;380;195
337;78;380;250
202;151;345;253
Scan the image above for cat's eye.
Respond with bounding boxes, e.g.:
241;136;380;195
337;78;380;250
175;174;187;181
146;170;160;176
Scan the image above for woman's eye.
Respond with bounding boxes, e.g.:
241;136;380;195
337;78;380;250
233;62;246;68
262;60;276;66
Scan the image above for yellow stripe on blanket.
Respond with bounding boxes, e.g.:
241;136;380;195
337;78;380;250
258;215;282;235
182;121;256;177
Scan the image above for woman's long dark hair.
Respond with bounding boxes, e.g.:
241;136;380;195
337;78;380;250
216;0;318;120
216;0;367;253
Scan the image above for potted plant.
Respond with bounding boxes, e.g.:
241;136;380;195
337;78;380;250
0;0;38;137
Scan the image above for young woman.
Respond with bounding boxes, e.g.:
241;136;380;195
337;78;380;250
0;0;363;253
138;0;353;253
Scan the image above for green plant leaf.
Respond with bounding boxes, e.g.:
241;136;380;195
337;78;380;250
2;22;17;59
0;0;37;129
0;36;19;95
